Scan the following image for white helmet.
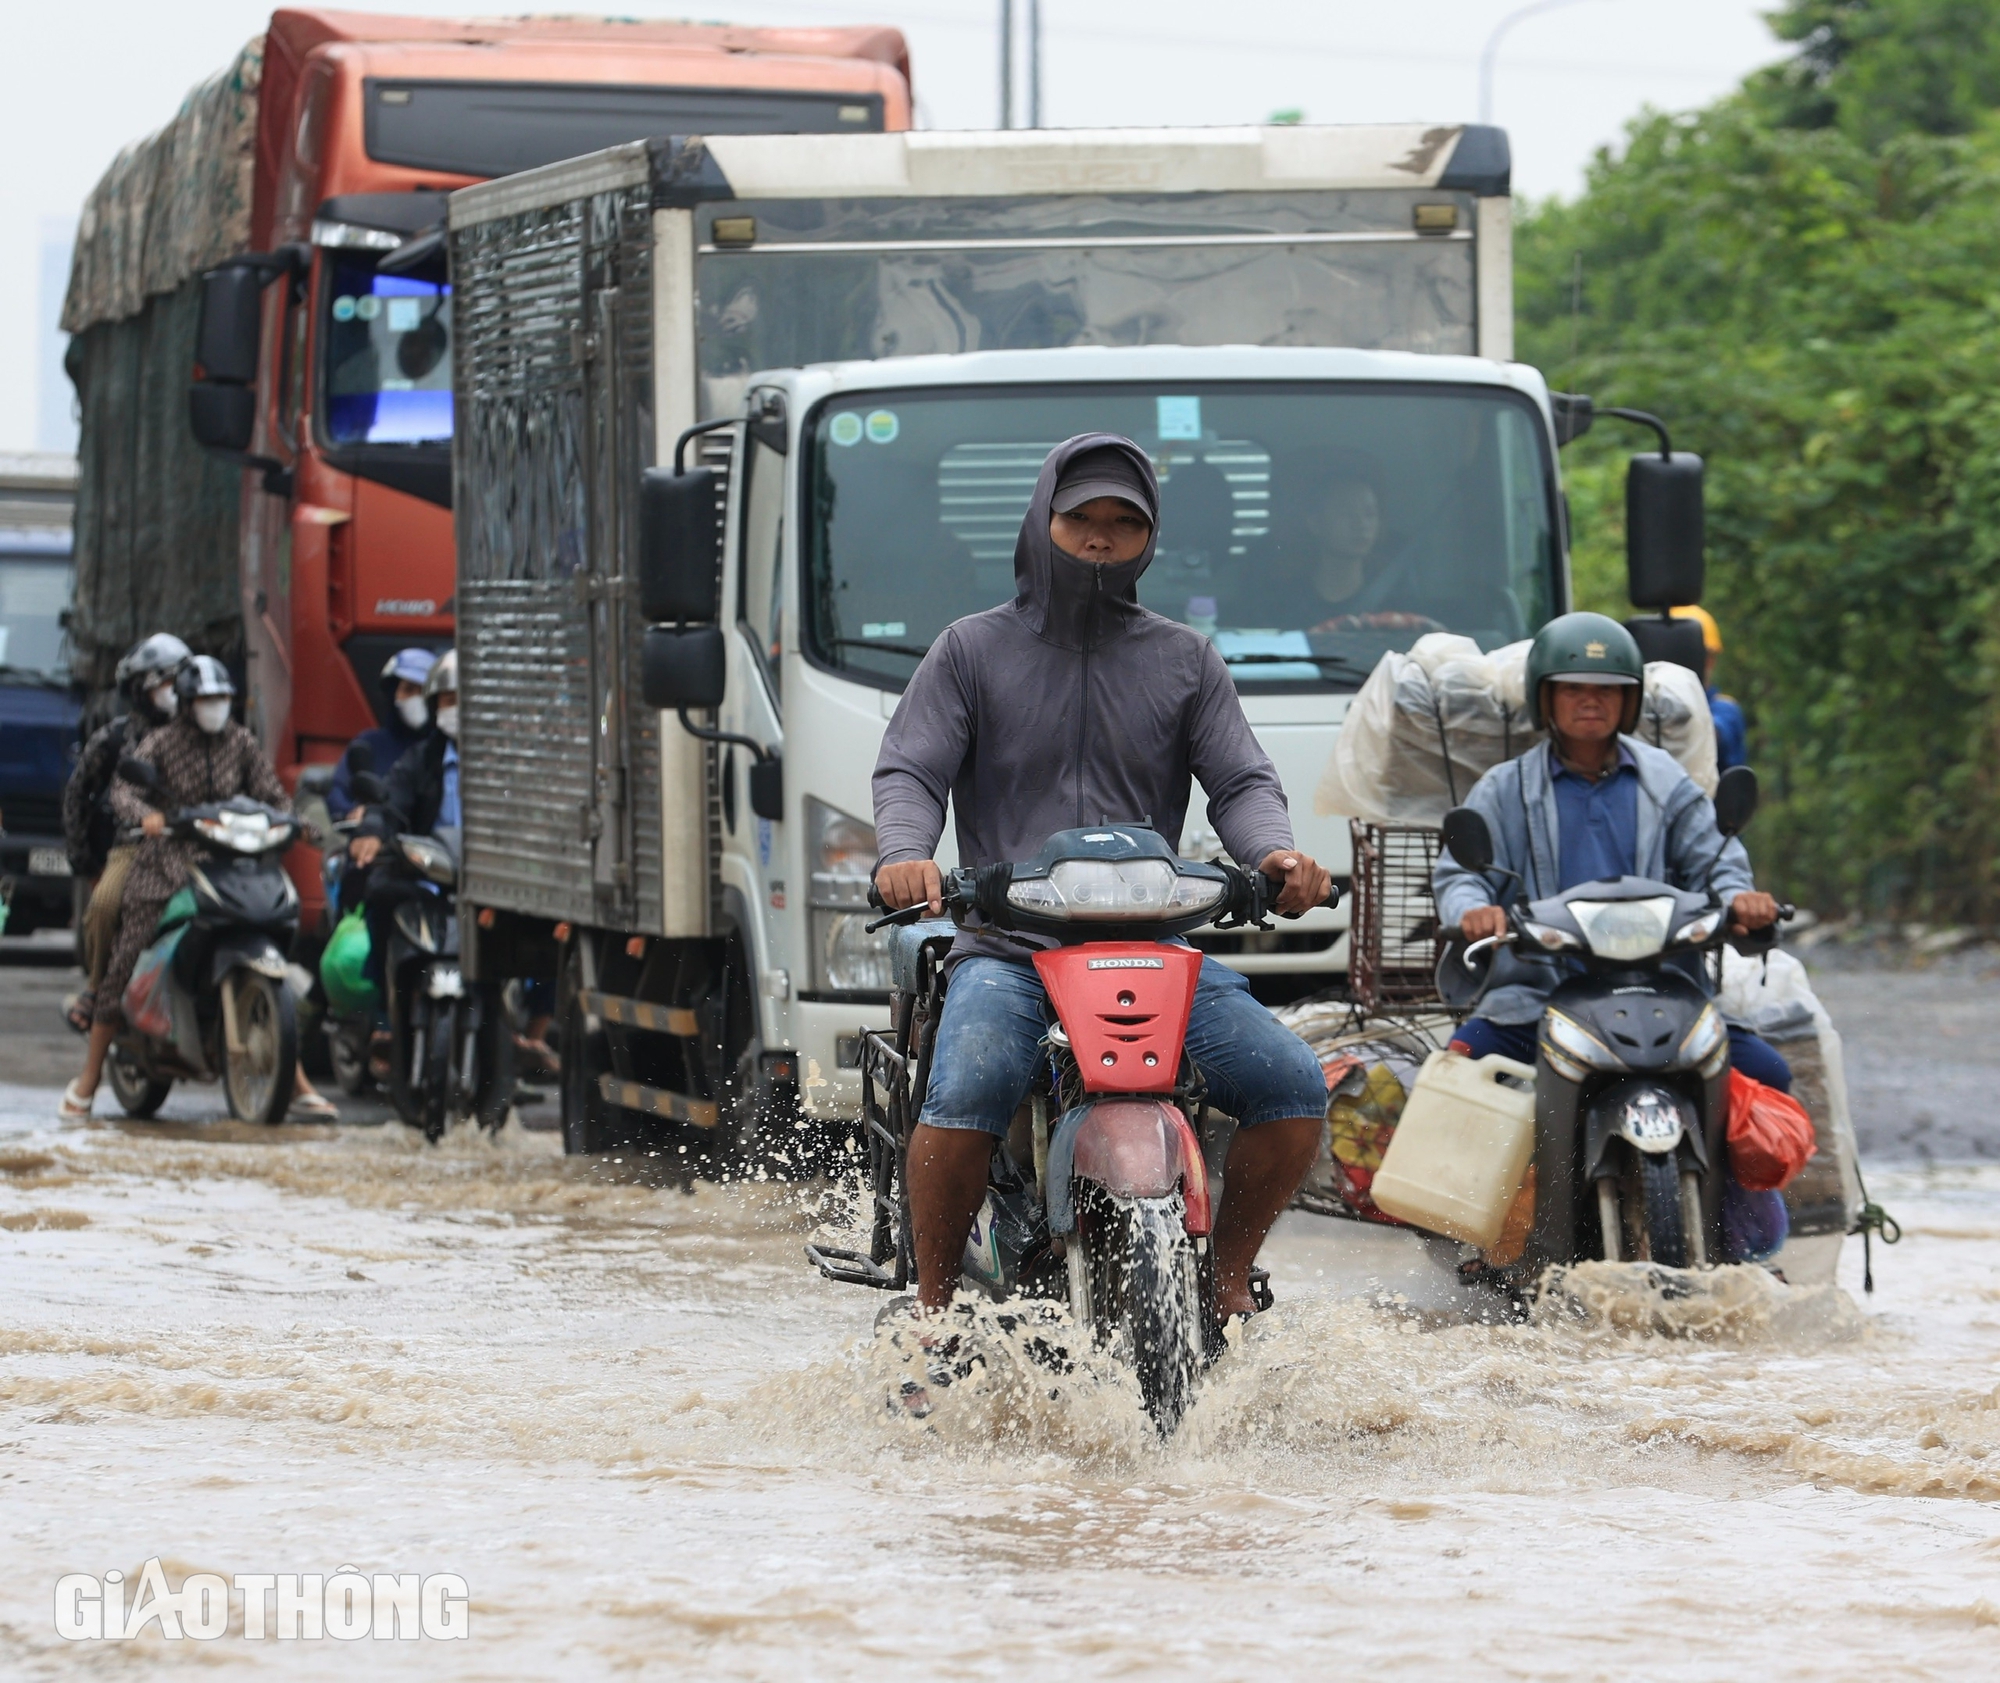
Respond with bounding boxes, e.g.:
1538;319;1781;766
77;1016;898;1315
176;654;237;701
114;632;191;694
424;648;458;699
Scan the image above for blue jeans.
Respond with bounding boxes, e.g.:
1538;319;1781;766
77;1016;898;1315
920;955;1327;1137
1451;1016;1791;1262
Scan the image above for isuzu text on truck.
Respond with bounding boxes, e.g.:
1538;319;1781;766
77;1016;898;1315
62;8;911;924
438;124;1711;1153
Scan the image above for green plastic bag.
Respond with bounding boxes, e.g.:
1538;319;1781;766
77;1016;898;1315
320;909;379;1015
158;886;199;933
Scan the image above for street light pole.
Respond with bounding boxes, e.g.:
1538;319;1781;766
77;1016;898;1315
1000;0;1015;128
1479;0;1604;126
1029;0;1043;128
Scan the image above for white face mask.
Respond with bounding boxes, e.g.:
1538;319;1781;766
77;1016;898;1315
148;683;178;719
397;694;429;731
193;697;231;735
435;703;460;740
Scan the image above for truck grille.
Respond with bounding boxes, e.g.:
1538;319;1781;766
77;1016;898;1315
0;793;64;837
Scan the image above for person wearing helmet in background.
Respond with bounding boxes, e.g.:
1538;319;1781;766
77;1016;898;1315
1670;604;1747;771
327;647;438;823
1432;612;1788;1262
61;656;338;1121
345;653;560;1079
59;633;193;1035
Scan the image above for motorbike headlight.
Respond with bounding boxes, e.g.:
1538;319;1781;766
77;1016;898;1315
1671;908;1724;948
1006;858;1212;922
1542;1008;1623;1073
1569;896;1676;962
1521;918;1582;952
196;811;282;853
399;836;457;885
1680;1003;1729;1076
806;800;893;995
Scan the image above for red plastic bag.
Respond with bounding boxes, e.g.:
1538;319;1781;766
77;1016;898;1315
1726;1068;1816;1192
122;925;186;1041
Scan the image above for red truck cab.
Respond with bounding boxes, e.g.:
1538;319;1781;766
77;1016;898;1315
191;9;910;916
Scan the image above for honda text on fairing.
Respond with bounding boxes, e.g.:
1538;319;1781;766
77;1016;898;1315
1436;767;1794;1277
813;827;1337;1432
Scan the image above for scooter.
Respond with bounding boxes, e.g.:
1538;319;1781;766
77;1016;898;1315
808;826;1333;1432
103;760;303;1127
1436;765;1792;1278
373;825;512;1142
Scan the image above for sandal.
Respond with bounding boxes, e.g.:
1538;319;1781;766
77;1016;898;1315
59;1079;94;1120
62;993;94;1036
288;1091;340;1121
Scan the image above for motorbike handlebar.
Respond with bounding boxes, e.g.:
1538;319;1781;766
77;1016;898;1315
863;862;1338;935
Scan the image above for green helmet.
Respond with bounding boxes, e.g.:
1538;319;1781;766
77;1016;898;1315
1526;612;1644;731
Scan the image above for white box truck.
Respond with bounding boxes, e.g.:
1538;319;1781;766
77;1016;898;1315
444;124;1572;1153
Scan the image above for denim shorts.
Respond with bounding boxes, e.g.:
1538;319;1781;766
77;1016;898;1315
918;954;1327;1137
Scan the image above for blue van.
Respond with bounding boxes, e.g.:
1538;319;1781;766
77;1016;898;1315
0;508;80;936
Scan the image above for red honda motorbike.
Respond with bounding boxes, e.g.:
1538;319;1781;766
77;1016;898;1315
809;826;1326;1431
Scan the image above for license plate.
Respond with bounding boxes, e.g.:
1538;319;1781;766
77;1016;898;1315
28;848;71;877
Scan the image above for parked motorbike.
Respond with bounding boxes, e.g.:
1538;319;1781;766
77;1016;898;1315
809;826;1334;1432
103;760;302;1126
372;824;511;1142
1436;765;1792;1278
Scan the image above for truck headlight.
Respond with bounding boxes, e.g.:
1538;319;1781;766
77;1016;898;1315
807;798;891;994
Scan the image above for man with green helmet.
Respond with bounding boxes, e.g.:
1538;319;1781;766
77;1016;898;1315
1432;611;1790;1260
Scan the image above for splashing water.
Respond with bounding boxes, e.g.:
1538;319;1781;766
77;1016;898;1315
1;1084;1996;1677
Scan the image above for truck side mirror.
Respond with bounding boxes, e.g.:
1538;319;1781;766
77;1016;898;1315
1712;765;1758;837
1626;451;1705;608
638;467;723;623
1441;805;1493;874
195;263;266;383
1624;614;1707;679
641;624;726;711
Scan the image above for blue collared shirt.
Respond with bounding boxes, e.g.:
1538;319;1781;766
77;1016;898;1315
1708;685;1748;770
1549;741;1639;890
438;742;461;830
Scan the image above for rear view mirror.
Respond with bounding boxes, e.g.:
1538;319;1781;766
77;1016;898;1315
641;624;726;711
1712;765;1758;837
195;264;265;383
1625;614;1707;679
1626;451;1705;608
638;467;723;623
1441;805;1493;874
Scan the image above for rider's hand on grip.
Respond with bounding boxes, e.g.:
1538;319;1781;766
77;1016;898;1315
141;812;166;839
1256;849;1334;917
874;859;943;916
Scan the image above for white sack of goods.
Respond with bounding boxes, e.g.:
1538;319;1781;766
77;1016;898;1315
1314;632;1720;827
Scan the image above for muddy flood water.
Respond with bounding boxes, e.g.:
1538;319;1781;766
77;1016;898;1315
1;959;1997;1677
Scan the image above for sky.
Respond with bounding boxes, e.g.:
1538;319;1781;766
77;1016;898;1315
2;0;1794;454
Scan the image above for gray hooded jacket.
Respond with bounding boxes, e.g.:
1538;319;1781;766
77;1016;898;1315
872;433;1294;961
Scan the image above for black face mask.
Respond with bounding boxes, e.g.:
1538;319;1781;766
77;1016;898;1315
1013;435;1161;651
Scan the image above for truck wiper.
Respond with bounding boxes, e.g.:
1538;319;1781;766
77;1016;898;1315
1220;652;1375;684
828;639;935;661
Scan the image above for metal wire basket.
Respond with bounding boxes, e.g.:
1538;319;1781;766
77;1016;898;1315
1347;820;1445;1012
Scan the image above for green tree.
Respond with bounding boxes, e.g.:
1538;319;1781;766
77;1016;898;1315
1517;3;2000;919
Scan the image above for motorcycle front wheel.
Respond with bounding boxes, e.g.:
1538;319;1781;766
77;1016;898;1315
1076;1190;1204;1435
223;971;297;1127
422;999;455;1143
106;1046;172;1119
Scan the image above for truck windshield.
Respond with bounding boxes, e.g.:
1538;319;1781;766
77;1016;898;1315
321;257;452;447
803;383;1557;691
0;555;73;678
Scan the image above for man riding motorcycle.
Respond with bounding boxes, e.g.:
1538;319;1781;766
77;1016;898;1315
61;632;190;1033
872;434;1332;1322
327;646;437;823
1431;612;1789;1259
62;656;336;1120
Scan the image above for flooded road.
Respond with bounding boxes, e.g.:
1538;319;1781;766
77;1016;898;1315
1;961;1997;1676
